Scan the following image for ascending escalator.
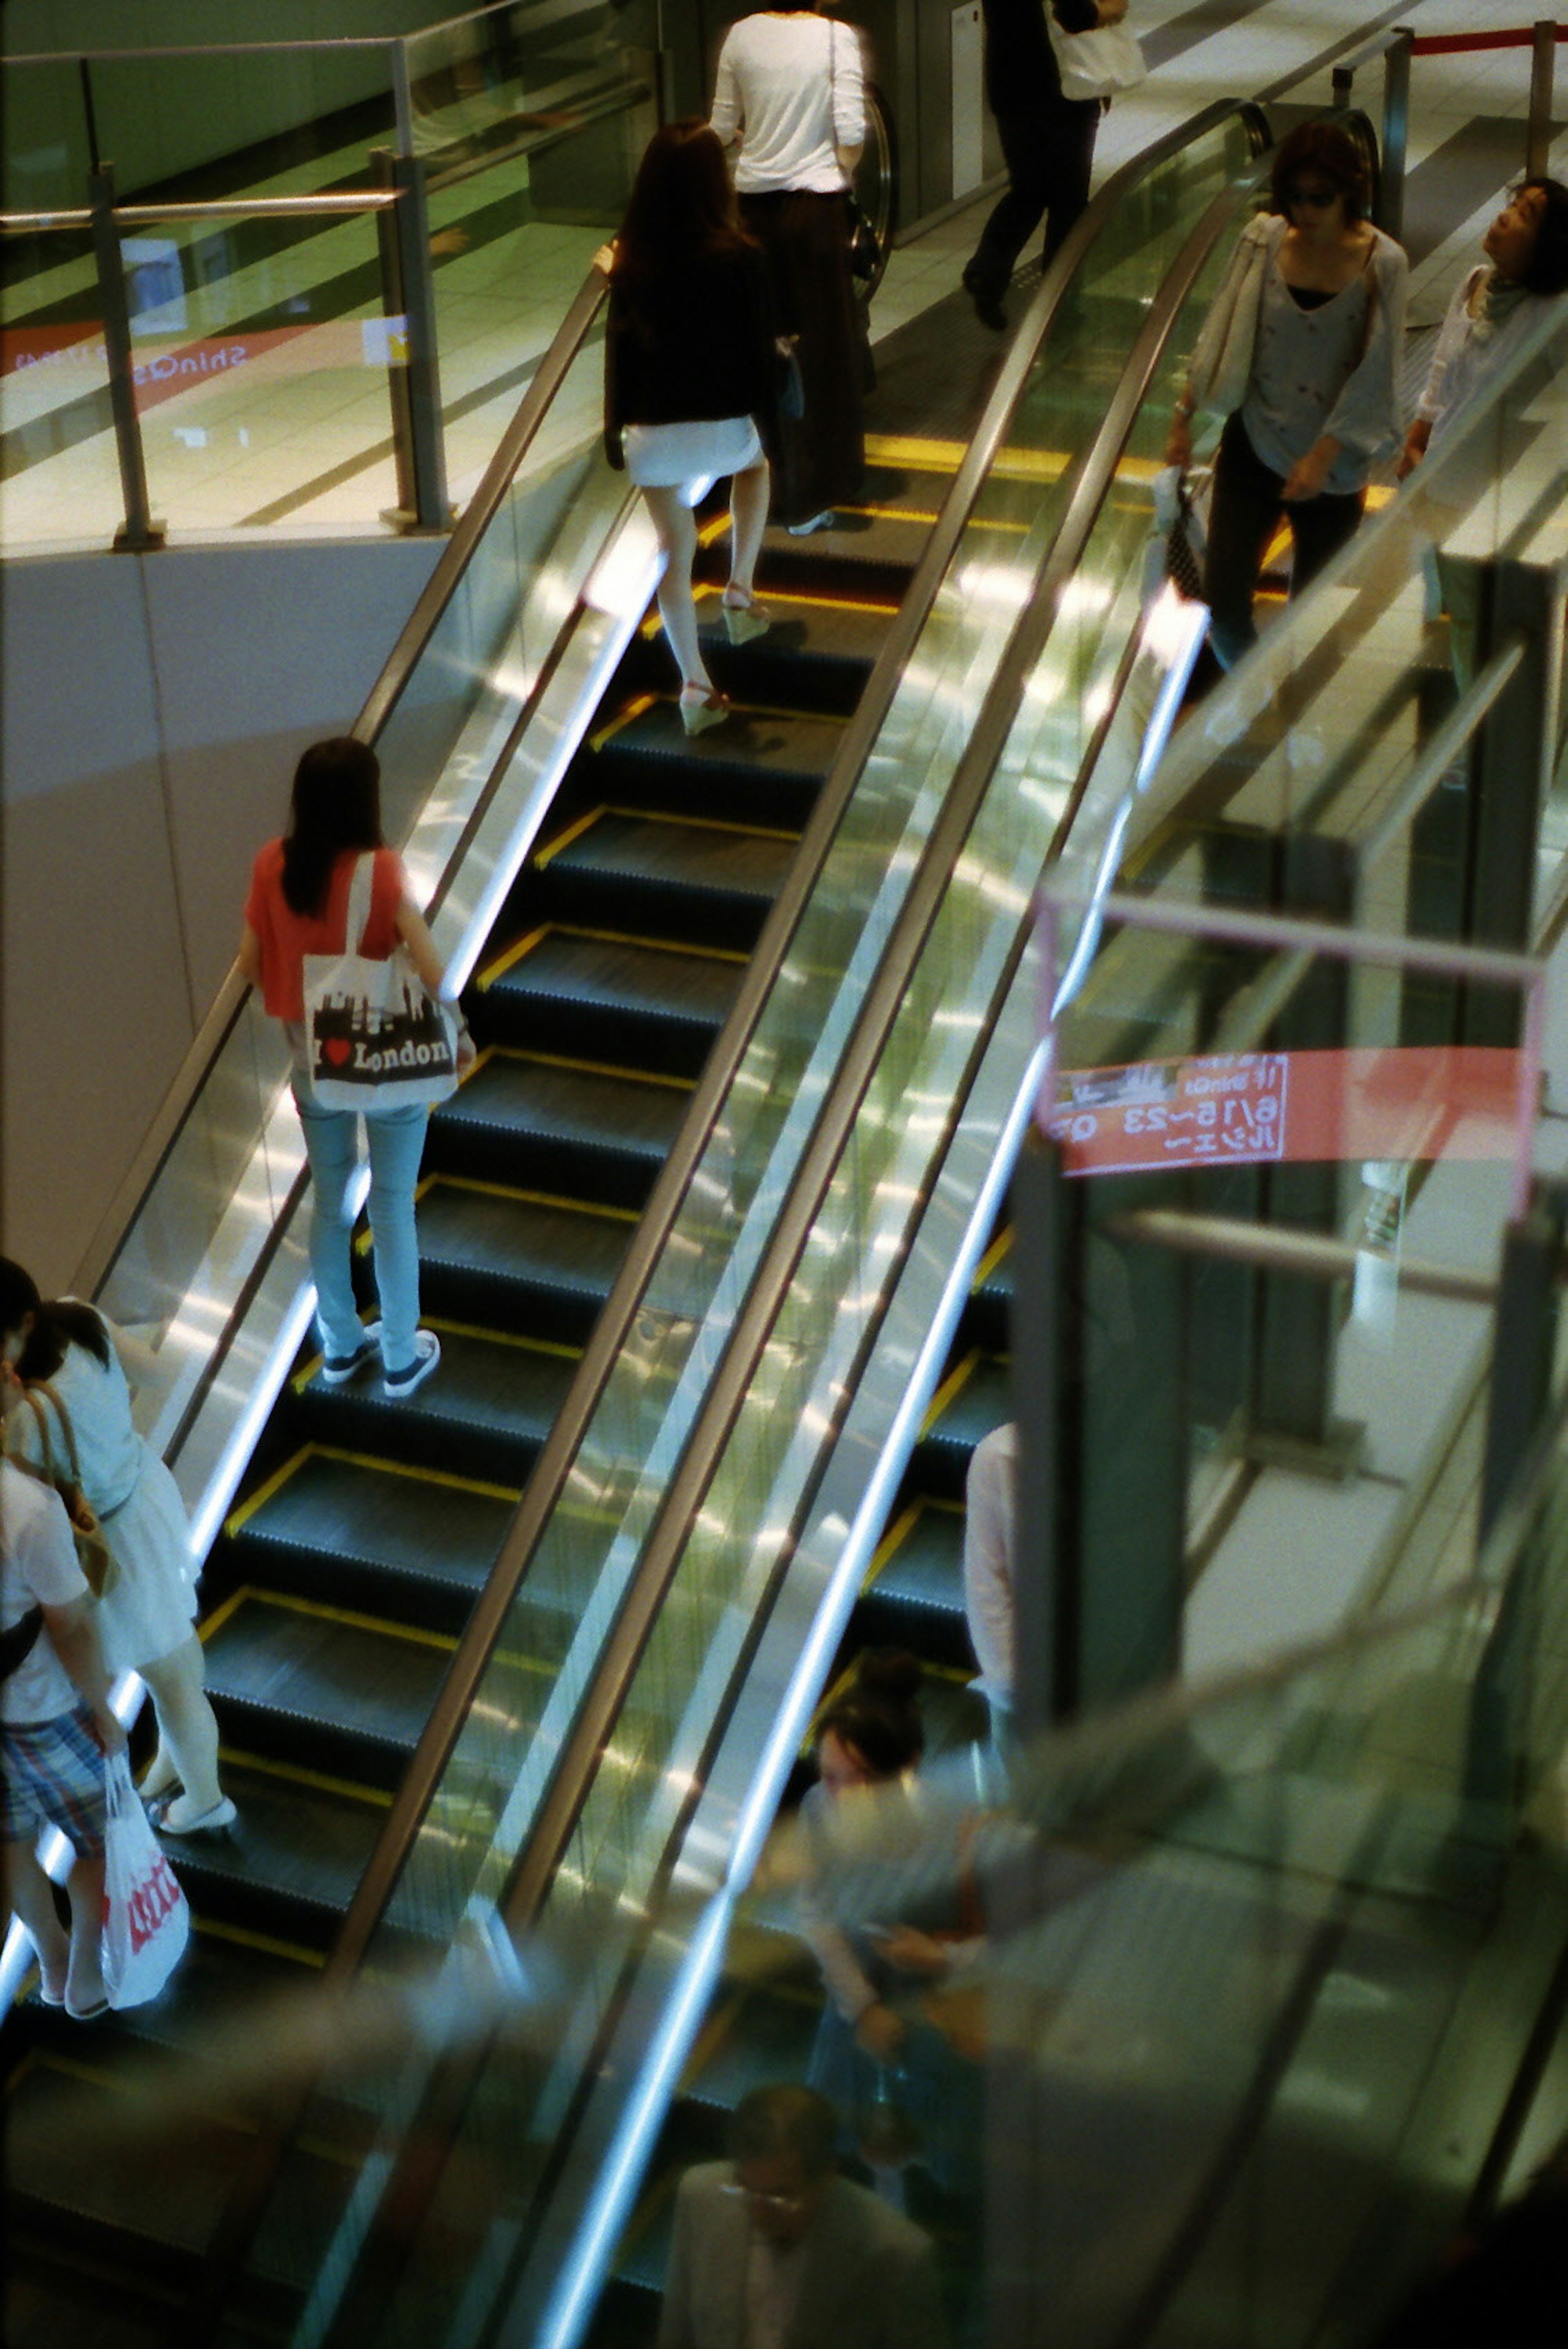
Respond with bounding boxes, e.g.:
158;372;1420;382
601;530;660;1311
3;71;1320;2349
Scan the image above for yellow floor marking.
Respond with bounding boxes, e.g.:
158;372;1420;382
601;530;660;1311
603;799;802;846
225;1446;314;1536
421;1312;581;1360
486;1040;695;1092
217;1742;392;1806
695;583;904;619
923;1348;981;1430
477;924;549;990
421;1168;640;1222
534;807;604;867
973;1228;1012;1289
240;1585;460;1653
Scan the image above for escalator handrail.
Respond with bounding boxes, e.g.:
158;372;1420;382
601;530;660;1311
70;264;614;1310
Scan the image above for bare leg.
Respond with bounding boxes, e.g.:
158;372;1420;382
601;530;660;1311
2;1835;69;2001
641;484;710;693
140;1637;226;1823
64;1850;107;2014
726;459;771;602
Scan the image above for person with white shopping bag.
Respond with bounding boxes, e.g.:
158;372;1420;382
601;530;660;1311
0;1414;126;2021
238;738;476;1402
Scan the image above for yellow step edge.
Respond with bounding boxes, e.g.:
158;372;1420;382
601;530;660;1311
420;1312;581;1362
601;799;802;847
421;1169;640;1223
923;1347;982;1432
973;1228;1012;1288
695;583;903;618
477;923;550;990
865;1501;923;1583
534;806;604;868
198;1584;252;1642
225;1445;313;1537
216;1741;393;1808
590;693;659;752
194;1914;327;1970
482;1038;695;1092
235;1585;460;1654
308;1441;522;1503
537;919;750;968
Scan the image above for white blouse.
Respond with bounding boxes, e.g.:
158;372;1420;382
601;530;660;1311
710;12;866;196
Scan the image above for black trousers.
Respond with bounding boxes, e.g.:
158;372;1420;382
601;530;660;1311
967;91;1101;292
1202;412;1365;670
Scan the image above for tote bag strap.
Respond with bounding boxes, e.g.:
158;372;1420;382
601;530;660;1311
13;1387;62;1487
343;851;379;957
31;1379;84;1487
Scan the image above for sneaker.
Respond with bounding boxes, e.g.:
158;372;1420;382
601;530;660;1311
383;1329;441;1399
319;1322;382;1386
785;509;835;536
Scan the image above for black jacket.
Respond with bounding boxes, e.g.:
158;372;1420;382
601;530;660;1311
604;241;780;467
982;0;1100;112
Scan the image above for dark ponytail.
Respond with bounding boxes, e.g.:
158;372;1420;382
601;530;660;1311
815;1649;925;1779
0;1257;111;1382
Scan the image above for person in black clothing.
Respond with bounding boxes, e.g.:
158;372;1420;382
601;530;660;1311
604;120;780;736
962;0;1125;332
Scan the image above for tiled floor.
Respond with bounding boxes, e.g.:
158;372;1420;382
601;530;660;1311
3;0;1560;554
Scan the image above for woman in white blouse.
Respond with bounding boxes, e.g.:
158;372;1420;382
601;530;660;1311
711;2;867;533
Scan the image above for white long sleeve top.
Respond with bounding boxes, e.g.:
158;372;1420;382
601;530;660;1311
962;1421;1016;1701
710;12;866;195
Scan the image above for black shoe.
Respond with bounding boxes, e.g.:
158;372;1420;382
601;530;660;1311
962;266;1008;332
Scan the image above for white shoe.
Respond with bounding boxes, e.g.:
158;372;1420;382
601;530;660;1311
383;1329;441;1399
786;510;835;536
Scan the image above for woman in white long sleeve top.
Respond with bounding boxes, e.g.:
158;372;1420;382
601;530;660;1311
711;2;867;531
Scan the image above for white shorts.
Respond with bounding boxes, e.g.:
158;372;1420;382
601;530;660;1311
624;414;764;488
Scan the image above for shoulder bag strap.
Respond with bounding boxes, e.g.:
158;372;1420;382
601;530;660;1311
343;851;378;956
14;1387;61;1487
32;1379;84;1489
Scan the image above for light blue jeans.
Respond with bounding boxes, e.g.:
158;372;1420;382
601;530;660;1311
293;1085;428;1374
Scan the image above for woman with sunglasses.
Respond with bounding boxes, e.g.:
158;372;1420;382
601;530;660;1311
1167;121;1408;671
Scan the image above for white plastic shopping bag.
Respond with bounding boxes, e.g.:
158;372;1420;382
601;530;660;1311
102;1751;190;2009
303;853;461;1114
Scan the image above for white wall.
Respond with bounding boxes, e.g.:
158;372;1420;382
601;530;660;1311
1;533;443;1289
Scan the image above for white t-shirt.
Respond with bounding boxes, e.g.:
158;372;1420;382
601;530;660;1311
963;1421;1016;1700
1;1457;90;1725
710;13;866;194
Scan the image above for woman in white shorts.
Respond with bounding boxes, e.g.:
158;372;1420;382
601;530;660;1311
604;120;780;736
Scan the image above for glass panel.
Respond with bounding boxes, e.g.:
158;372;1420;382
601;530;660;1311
0;221;124;548
87;48;397;207
404;3;657;498
91;292;617;1449
2;57;89;211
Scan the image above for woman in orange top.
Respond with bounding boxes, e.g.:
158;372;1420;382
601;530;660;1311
238;738;472;1400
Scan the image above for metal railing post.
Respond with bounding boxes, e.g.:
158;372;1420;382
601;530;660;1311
87;162;165;551
372;146;452;534
1527;20;1557;180
1377;28;1412;241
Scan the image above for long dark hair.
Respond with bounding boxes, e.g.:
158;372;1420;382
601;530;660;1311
0;1256;111;1382
612;120;751;323
1270;120;1371;225
1514;178;1568;295
815;1649;924;1779
281;737;383;919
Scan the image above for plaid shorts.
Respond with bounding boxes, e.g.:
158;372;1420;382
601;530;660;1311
1;1704;110;1855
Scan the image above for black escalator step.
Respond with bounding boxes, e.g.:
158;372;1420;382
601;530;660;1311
969;1228;1012;1353
297;1322;577;1488
227;1447;513;1630
918;1353;1011;1492
863;1498;967;1632
583;703;840;834
696;590;892;717
479;928;743;1078
152;1755;389;1949
202;1593;455;1788
26;1926;314;2082
683;1981;821;2115
714;509;929;604
416;1176;633;1347
532;809;800;955
428;1046;691;1202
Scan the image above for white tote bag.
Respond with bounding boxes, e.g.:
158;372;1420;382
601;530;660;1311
102;1752;190;2009
1047;6;1147;102
302;853;461;1114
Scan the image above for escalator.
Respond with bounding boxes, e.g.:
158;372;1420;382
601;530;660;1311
4;40;1474;2344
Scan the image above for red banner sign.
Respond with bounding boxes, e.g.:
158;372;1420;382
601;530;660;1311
1047;1046;1521;1175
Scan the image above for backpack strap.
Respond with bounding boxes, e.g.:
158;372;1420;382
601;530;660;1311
0;1605;44;1683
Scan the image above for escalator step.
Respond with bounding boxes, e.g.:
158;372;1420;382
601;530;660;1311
530;809;800;955
149;1755;390;1950
202;1594;458;1787
415;1176;633;1348
228;1446;512;1601
427;1046;692;1202
295;1322;577;1489
479;928;743;1078
922;1354;1011;1487
698;508;927;604
865;1500;966;1624
573;708;836;835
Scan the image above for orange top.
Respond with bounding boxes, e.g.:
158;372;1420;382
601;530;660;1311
245;841;402;1022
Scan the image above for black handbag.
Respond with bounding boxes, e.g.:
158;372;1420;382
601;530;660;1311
846;193;880;283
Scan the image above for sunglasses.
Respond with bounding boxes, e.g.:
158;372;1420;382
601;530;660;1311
1287;185;1340;209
